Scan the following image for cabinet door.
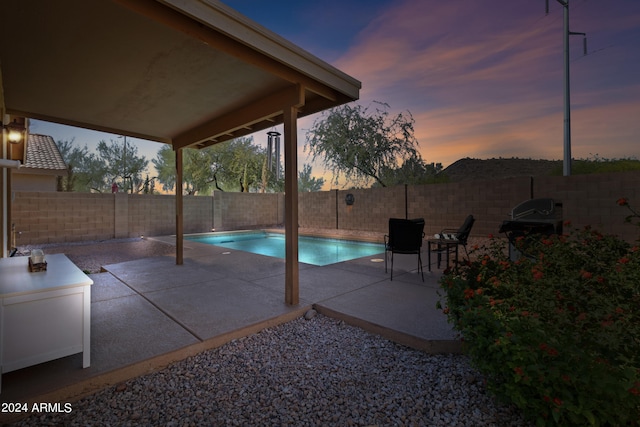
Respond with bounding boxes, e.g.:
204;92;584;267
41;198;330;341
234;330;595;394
2;288;84;373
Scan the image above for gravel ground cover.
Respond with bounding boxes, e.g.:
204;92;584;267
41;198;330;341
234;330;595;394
15;315;530;427
18;237;176;273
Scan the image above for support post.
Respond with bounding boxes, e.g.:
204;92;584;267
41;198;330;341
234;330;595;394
175;147;184;265
283;105;299;305
1;119;7;258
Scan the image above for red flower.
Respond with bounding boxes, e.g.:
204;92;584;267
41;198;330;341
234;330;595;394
546;347;559;357
618;257;630;264
513;366;524;376
580;270;592;280
553;397;563;407
532;269;544;281
617;197;629;206
463;288;475;299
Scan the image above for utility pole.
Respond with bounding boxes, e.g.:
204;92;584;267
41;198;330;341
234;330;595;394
118;135;129;193
546;0;587;176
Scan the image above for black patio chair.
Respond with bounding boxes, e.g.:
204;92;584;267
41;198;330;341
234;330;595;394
427;214;475;271
384;218;425;281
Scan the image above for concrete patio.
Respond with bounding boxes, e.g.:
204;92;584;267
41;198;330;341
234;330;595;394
0;237;459;415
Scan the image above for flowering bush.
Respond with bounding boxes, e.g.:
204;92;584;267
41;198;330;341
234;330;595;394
439;201;640;426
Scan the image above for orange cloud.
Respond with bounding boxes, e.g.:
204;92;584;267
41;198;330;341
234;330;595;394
332;0;640;168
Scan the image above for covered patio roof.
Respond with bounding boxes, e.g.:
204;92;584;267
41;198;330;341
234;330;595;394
0;0;361;304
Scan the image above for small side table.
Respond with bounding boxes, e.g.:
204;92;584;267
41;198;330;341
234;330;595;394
427;238;460;271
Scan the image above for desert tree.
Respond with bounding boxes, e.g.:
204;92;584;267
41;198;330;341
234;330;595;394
305;101;425;188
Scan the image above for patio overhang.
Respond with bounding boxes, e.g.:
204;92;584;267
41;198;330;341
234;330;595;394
0;0;361;305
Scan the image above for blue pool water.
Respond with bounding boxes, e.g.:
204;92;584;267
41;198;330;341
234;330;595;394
185;231;384;266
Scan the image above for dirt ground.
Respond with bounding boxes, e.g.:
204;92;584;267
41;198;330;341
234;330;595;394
18;238;176;274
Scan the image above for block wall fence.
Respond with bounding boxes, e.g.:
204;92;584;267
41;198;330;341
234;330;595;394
11;171;640;246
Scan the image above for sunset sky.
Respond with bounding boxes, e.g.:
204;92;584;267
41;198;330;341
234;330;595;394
33;0;640;187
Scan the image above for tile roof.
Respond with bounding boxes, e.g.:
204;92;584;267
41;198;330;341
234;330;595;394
24;133;67;171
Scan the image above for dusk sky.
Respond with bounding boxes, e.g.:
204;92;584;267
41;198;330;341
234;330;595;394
33;0;640;187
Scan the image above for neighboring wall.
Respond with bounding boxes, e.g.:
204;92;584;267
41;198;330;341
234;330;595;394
11;171;640;245
11;191;286;245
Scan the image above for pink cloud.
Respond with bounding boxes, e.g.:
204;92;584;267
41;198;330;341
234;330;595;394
332;0;640;168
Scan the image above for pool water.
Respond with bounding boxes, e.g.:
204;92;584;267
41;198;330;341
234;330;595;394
185;231;384;266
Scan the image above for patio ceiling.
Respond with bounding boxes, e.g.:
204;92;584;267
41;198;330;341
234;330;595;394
0;0;361;305
0;0;360;149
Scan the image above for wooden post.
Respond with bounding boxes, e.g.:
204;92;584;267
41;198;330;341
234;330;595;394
283;105;299;305
175;147;183;265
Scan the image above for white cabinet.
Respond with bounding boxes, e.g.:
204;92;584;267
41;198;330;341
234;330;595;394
0;254;92;392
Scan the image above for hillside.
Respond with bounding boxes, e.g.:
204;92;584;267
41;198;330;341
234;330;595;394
441;158;562;182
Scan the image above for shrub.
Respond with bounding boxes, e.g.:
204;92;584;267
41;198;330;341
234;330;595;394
438;203;640;426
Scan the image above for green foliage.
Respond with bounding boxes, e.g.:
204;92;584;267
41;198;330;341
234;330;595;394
375;158;446;187
56;138;148;193
551;155;640;175
305;101;433;188
153;137;289;194
439;205;640;426
96;139;148;193
298;164;325;192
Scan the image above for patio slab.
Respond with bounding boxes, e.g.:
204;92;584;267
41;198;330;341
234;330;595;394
141;277;305;341
0;241;460;416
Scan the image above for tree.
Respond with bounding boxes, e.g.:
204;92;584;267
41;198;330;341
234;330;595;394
305;101;423;188
298;163;325;192
375;158;445;187
96;139;148;193
152;137;274;194
55;138;106;192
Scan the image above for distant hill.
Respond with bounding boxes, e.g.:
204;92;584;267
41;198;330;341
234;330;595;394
441;158;562;182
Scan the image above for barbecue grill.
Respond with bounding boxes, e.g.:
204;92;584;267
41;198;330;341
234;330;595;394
499;198;563;260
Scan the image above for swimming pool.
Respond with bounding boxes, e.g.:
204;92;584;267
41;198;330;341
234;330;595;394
185;231;384;266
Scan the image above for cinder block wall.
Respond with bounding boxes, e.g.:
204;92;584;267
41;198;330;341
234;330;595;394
408;177;533;238
299;190;336;229
12;192;115;245
534;172;639;238
336;187;405;233
212;191;284;231
11;171;640;245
